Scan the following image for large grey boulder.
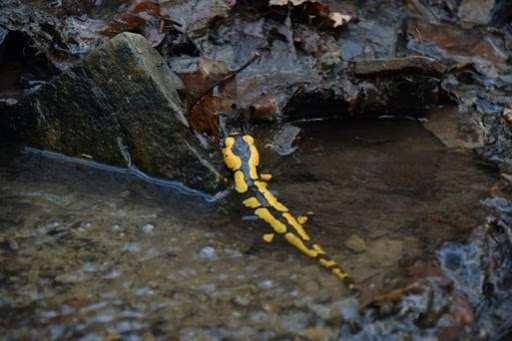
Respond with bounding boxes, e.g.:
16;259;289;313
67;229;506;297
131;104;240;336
27;32;222;193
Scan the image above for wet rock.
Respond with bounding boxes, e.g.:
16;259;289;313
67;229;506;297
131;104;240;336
198;245;218;260
0;26;6;62
24;32;222;193
267;124;302;156
142;223;155;234
353;56;446;78
122;242;140;253
344;234;366;253
257;279;274;289
0;0;105;69
423;106;487;149
406;19;508;66
458;0;495;28
503;107;512;126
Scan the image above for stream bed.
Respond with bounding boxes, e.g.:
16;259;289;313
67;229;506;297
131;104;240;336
0;119;502;339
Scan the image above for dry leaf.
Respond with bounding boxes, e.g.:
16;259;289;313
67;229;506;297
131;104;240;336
189;95;233;134
101;0;160;37
328;12;355;27
160;0;236;38
177;58;237;135
268;0;355;29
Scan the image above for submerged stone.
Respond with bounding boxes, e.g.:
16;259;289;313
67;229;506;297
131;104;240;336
25;32;221;193
344;234;366;253
198;245;218;260
423;106;487;149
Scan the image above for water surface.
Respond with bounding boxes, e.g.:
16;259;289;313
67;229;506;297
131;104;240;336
0;119;497;339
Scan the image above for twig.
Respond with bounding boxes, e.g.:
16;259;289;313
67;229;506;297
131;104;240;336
189;52;261;112
415;28;426;57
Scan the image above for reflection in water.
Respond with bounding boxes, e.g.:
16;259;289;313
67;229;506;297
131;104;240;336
0;119;498;338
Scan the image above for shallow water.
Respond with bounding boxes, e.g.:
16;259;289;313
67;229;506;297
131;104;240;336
0;119;498;339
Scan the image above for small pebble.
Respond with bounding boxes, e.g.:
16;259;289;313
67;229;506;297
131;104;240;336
258;279;274;289
105;270;121;279
233;296;251;306
344;234;367;253
224;248;243;258
122;242;140;253
8;240;19;251
143;223;155;234
119;191;130;198
199;246;218;260
3;98;18;106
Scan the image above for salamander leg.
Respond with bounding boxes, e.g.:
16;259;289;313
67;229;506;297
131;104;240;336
298;211;314;225
297;216;308;224
263;233;275;243
260;173;272;182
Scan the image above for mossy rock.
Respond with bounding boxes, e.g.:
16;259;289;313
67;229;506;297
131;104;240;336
28;32;221;193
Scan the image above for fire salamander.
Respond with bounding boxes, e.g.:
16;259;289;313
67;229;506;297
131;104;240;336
222;133;356;291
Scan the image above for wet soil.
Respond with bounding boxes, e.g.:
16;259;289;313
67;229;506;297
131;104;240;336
0;120;497;339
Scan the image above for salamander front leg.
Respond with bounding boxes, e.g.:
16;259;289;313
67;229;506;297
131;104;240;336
259;173;272;182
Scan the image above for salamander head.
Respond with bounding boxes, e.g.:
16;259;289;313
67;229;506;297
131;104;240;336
222;134;260;193
222;134;258;172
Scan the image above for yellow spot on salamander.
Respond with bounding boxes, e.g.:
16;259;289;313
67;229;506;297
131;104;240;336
332;268;348;280
243;135;260;180
297;215;308;224
242;197;261;208
255;208;287;234
312;244;325;254
254;181;288;212
223;137;242;171
282;212;310;241
242;135;254;144
260;173;272;181
285;233;319;258
234;170;248;193
319;258;337;268
225;136;235;147
263;233;275;243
